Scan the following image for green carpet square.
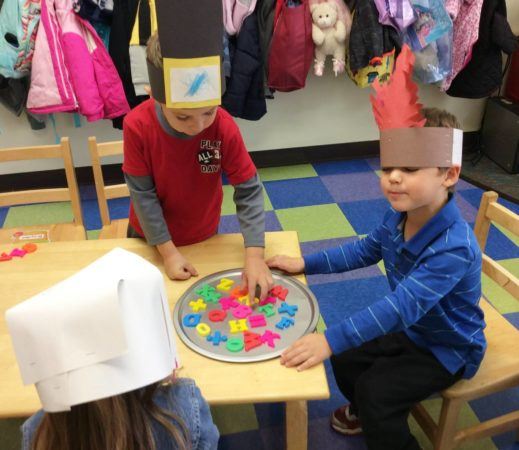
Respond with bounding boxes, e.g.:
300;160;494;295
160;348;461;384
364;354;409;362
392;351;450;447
409;397;496;450
496;224;519;247
276;204;356;242
377;260;387;276
315;314;327;333
0;418;25;450
482;258;519;314
221;186;273;216
210;404;258;435
258;164;317;182
4;203;74;228
87;230;101;240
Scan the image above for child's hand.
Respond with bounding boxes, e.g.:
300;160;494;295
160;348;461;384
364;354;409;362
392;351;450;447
266;255;305;274
280;334;332;371
163;251;198;280
242;247;274;301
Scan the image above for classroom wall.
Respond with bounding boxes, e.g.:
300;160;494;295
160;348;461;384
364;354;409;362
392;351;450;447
1;0;518;176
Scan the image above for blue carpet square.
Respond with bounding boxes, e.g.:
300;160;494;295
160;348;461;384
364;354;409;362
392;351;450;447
470;387;519;450
79;184;98;201
254;402;284;428
107;197;130;220
0;206;8;227
456;178;477;191
309;417;368;450
366;157;380;171
218;428;265;450
459;188;485;210
338;198;390;235
459;188;519;215
80;197;130;231
504;312;519;328
453;193;479;223
259;425;285;450
218;215;240;234
218;211;282;234
81;199;102;230
321;172;383;203
300;237;383;285
308;359;348;420
499;197;519;215
310;276;391;329
480;224;519;260
313;159;373;176
263;178;334;209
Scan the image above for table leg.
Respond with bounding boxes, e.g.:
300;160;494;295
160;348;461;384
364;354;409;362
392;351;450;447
286;400;308;450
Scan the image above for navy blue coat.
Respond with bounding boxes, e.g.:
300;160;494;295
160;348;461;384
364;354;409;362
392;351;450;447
222;11;267;121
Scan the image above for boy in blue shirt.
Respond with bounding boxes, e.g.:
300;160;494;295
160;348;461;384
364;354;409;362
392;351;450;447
267;46;486;450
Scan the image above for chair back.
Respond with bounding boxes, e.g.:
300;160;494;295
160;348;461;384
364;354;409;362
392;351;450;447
88;137;129;227
474;191;519;301
0;138;83;226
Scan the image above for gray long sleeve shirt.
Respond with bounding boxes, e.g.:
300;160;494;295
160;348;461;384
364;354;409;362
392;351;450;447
125;172;265;247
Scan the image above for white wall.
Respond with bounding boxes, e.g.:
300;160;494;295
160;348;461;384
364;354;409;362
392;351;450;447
1;0;518;175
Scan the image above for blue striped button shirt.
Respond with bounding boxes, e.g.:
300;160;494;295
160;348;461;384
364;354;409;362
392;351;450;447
304;196;486;378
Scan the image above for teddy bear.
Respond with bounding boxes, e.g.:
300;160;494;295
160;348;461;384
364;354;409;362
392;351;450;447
310;1;350;76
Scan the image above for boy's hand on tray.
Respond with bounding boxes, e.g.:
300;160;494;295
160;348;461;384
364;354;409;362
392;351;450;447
242;247;274;301
266;255;305;274
280;334;332;371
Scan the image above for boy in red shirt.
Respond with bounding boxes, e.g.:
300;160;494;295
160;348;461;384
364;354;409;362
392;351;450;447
122;0;272;300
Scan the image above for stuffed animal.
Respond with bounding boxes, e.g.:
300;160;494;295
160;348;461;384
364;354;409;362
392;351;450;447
310;1;351;76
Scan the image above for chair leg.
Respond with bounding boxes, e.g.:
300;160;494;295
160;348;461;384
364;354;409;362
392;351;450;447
434;398;462;450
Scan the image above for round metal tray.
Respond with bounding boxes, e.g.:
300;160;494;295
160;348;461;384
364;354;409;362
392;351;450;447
173;269;319;363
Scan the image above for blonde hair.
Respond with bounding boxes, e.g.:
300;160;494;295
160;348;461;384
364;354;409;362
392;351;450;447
146;32;163;69
31;381;189;450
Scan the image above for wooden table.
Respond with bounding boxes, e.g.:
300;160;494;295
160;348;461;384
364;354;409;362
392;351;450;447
0;231;329;449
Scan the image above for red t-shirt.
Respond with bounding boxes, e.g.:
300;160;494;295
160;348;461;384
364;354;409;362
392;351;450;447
122;100;257;246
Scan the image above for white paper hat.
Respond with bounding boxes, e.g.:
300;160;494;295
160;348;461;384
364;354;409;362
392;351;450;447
6;248;179;412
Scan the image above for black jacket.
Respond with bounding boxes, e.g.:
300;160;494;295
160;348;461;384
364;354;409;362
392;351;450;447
222;12;267;121
256;0;276;91
348;0;401;72
447;0;518;98
108;0;149;128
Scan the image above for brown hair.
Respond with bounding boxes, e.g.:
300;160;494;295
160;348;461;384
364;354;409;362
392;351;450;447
147;32;163;69
421;107;460;191
421;107;461;129
31;381;189;450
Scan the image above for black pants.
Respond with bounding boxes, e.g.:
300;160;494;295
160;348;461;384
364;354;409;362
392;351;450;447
330;332;463;450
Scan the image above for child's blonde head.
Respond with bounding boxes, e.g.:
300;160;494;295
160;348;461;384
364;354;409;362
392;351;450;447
146;32;163;69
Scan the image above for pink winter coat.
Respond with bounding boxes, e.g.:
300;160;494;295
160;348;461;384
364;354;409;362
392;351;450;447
27;0;129;121
222;0;257;35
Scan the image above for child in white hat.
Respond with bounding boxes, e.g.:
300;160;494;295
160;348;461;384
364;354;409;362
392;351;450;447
7;248;219;450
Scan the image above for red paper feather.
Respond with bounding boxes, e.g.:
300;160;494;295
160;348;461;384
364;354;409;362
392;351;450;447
370;45;426;130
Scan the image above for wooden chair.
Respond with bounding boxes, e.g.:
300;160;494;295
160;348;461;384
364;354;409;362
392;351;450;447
411;191;519;449
88;137;129;239
0;138;86;243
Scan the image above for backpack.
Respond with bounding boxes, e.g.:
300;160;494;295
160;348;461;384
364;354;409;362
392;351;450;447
0;0;41;79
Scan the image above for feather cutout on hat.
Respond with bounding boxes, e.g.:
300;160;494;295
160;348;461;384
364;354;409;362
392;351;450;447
370;45;426;130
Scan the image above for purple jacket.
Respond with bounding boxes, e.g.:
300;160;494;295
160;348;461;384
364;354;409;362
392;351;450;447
27;0;129;121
